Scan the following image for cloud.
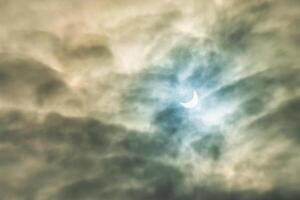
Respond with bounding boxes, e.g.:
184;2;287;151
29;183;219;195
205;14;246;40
0;110;186;200
0;55;71;106
0;0;299;199
1;110;299;200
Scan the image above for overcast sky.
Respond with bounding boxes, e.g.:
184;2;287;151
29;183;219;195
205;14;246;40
0;0;299;199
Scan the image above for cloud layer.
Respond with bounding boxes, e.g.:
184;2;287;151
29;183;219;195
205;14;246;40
0;0;299;199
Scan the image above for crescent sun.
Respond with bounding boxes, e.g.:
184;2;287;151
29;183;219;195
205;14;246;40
180;91;199;109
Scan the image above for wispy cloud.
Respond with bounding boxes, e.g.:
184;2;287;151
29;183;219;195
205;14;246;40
0;0;299;199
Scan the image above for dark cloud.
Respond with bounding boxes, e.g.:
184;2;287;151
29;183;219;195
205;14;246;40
192;133;225;160
2;110;298;200
213;0;273;53
64;44;111;59
248;97;300;141
0;55;70;105
153;104;188;135
0;110;186;200
58;34;113;63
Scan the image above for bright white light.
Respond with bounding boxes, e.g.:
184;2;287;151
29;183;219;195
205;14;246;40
200;105;232;126
180;91;199;109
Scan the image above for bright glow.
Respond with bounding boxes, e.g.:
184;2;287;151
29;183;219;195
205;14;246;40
200;105;232;126
180;91;199;109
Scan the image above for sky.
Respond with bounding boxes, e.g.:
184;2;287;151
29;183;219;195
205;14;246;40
0;0;299;199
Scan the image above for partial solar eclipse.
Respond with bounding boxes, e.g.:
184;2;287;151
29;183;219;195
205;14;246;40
180;91;199;109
